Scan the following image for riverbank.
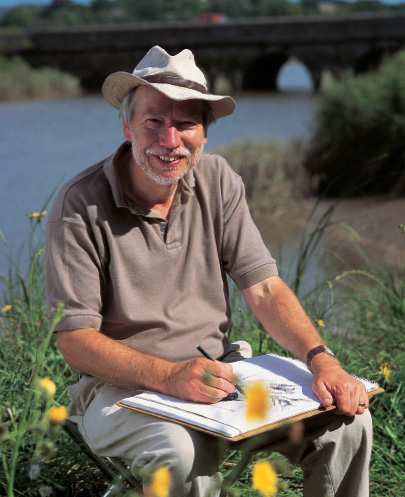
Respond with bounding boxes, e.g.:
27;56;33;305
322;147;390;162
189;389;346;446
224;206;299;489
320;195;404;267
255;195;404;272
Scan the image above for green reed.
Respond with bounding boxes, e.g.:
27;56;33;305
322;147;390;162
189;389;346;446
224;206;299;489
0;55;81;103
0;206;403;496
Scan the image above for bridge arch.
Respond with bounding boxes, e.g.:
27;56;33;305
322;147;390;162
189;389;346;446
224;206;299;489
276;58;314;92
241;53;289;91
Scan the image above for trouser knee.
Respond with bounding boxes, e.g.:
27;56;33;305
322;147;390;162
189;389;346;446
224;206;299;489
334;409;373;449
131;423;224;490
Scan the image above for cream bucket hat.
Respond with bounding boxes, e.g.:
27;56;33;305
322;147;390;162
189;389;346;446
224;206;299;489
102;45;236;120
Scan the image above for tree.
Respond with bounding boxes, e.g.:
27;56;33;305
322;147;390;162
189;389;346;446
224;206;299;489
0;6;37;28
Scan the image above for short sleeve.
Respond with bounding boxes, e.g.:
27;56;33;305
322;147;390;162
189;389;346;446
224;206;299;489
219;161;278;290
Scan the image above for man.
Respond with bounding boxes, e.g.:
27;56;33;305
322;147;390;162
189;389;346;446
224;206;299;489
46;46;372;497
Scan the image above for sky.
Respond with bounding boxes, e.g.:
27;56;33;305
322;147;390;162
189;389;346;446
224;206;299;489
1;0;90;7
1;0;404;6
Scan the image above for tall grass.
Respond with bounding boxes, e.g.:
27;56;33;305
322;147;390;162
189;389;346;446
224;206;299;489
1;208;404;496
0;216;109;496
304;49;405;196
0;55;81;102
216;138;311;219
227;223;405;496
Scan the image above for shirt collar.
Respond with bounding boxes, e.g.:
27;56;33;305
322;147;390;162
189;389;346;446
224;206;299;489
103;141;130;209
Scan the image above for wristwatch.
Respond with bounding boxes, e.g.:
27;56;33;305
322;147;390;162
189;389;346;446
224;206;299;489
306;345;335;373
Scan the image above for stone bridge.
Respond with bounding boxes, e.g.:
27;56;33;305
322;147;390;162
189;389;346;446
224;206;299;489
1;12;404;91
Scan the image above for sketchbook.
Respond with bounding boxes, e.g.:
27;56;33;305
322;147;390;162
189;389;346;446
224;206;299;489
117;354;383;441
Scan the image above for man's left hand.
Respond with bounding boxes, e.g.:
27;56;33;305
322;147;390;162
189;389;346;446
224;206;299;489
312;361;369;416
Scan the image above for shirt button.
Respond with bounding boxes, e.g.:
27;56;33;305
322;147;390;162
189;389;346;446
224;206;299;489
160;225;166;233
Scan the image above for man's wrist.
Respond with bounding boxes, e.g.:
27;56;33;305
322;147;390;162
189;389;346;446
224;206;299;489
306;345;336;373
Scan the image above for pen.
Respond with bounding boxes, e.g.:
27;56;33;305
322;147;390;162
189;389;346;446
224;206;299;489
196;345;243;399
196;344;216;361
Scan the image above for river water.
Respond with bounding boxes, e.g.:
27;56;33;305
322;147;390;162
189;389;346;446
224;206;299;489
0;62;319;284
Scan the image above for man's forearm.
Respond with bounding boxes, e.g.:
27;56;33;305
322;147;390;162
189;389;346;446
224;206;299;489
58;328;177;392
242;275;331;363
57;328;237;403
242;275;369;416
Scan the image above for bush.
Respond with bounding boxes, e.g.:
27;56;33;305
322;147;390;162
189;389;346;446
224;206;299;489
0;55;81;102
216;138;311;218
305;49;405;196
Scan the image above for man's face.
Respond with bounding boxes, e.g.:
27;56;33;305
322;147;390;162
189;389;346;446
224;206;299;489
123;85;208;186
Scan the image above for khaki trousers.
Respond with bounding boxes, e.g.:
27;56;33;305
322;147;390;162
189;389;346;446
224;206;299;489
69;343;373;497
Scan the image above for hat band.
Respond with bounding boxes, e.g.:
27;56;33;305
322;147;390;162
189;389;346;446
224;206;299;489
143;74;208;94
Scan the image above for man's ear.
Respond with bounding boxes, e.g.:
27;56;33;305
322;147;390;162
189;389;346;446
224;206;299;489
123;120;131;141
203;128;208;146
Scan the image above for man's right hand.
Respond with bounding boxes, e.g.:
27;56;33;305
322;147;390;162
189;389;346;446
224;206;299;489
166;358;237;403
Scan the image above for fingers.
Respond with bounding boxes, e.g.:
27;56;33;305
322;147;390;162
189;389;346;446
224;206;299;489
314;382;334;408
171;358;236;403
313;372;369;416
334;382;369;416
355;395;369;415
199;360;236;401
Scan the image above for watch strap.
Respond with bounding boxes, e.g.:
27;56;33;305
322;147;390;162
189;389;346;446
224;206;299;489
306;345;335;373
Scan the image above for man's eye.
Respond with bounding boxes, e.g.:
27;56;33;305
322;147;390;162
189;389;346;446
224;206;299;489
178;121;196;129
147;118;162;127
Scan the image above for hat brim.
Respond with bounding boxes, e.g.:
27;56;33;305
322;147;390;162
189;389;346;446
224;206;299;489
102;72;236;120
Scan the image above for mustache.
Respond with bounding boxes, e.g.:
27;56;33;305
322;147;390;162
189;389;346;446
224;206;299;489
145;147;192;158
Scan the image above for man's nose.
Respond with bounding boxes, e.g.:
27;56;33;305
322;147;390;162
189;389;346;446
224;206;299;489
159;126;182;148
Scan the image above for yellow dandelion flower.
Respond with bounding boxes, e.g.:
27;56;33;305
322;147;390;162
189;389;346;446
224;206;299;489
2;304;13;313
146;466;171;497
381;365;391;380
40;377;57;397
47;406;67;424
316;319;325;327
29;211;47;219
252;460;278;497
245;381;271;422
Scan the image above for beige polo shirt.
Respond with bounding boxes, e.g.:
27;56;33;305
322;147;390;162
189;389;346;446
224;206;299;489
46;142;277;363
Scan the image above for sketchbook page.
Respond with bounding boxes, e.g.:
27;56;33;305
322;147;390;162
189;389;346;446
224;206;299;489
232;354;380;395
119;388;320;439
119;354;380;438
121;392;248;438
119;354;320;438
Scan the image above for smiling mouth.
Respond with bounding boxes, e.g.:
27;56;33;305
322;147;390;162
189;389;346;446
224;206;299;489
158;155;182;162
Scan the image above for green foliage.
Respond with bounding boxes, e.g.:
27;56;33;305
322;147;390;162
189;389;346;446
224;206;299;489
1;197;404;495
228;214;405;497
0;55;81;102
1;0;404;29
0;215;109;496
324;232;405;496
305;49;405;196
334;0;405;14
0;215;65;497
46;3;103;27
0;6;40;29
